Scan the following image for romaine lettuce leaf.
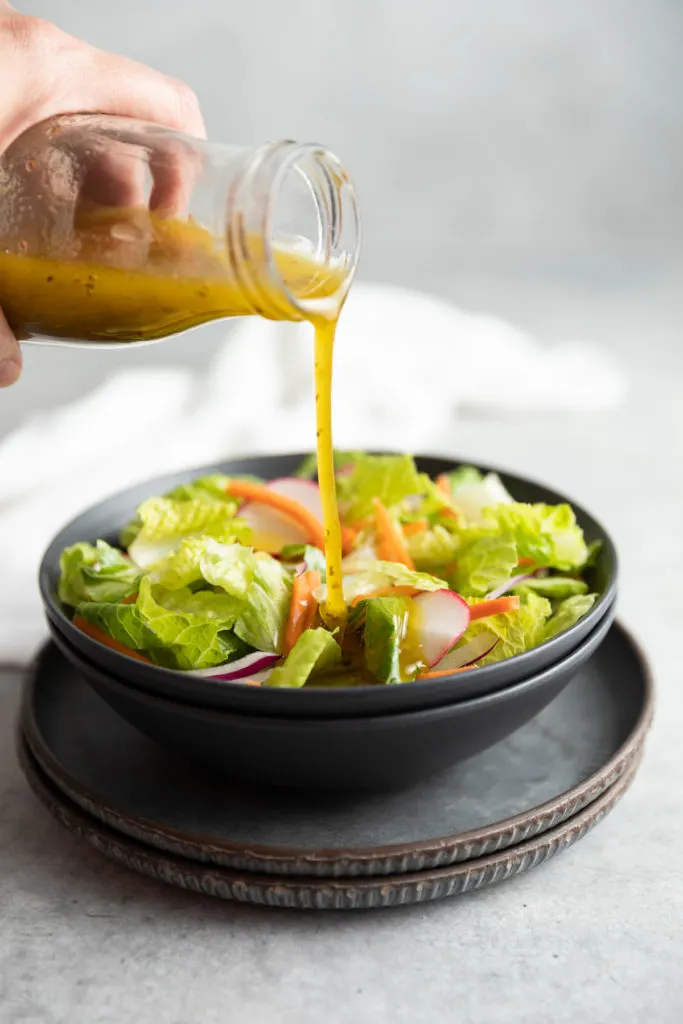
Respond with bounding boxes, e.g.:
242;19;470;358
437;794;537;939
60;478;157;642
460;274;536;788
341;454;424;520
58;541;139;607
452;535;518;597
407;525;460;571
233;555;293;654
487;503;588;570
76;576;246;669
450;472;514;525
127;497;251;569
294;450;362;480
264;628;342;688
151;537;254;597
455;591;552;665
542;593;598;641
163;474;236;504
514;576;588;600
361;595;411;684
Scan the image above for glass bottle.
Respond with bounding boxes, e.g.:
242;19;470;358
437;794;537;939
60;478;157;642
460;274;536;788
0;114;360;345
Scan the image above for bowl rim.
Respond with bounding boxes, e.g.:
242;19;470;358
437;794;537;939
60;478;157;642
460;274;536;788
46;574;616;728
39;451;618;701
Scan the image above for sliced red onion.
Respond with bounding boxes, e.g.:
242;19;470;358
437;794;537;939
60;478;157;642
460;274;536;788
429;632;499;673
485;572;537;601
188;651;280;681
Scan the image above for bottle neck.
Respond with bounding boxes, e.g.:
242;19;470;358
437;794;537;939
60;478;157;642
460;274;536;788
225;141;360;322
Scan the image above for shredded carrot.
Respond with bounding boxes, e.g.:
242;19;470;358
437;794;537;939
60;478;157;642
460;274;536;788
350;585;420;609
417;665;473;680
436;474;451;497
341;525;358;555
439;507;458;521
122;593;138;605
283;569;321;654
402;518;428;537
468;595;520;621
244;679;261;687
73;615;151;663
372;498;415;569
517;557;536;568
226;479;326;550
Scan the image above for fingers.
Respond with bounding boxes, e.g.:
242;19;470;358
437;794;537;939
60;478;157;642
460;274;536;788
0;13;206;153
0;307;22;388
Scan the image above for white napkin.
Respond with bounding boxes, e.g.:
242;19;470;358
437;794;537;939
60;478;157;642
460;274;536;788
0;282;627;664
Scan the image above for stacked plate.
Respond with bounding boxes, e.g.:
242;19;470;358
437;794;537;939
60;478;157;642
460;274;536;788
18;624;652;909
38;455;619;791
20;453;653;908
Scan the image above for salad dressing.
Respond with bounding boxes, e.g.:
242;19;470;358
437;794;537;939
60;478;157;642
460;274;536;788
0;207;347;620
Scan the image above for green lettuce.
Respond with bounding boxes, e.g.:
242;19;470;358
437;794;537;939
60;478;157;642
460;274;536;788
341;454;424;519
163;473;236;504
407;525;460;571
233;555;293;654
76;576;247;670
294;450;362;480
440;466;483;494
264;628;342;688
514;576;588;600
151;536;254;596
455;591;552;665
58;541;139;607
127;497;251;569
452;535;518;597
542;593;598;641
324;559;447;606
485;503;588;570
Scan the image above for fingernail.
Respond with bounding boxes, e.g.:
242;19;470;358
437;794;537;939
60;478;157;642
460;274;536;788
0;358;22;387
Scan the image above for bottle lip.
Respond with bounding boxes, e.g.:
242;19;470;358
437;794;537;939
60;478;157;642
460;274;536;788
231;140;361;321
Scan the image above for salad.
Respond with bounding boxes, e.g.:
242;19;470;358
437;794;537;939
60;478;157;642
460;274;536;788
57;453;601;688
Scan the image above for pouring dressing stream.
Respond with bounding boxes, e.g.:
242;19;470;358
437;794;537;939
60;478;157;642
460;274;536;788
0;115;360;620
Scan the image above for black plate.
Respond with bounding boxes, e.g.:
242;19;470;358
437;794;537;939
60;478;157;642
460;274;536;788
18;737;642;910
46;607;615;790
39;453;618;718
21;623;652;876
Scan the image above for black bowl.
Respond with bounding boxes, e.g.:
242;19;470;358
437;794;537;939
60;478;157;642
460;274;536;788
47;606;616;791
40;453;618;719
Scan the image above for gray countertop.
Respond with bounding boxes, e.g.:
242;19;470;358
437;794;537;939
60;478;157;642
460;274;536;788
1;333;682;1023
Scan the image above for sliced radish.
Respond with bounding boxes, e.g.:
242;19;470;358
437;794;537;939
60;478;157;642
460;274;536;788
429;632;499;673
267;478;323;521
413;589;471;666
187;651;280;681
238;502;308;553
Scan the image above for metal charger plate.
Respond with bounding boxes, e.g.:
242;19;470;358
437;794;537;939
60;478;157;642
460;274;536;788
20;623;653;878
18;736;642;911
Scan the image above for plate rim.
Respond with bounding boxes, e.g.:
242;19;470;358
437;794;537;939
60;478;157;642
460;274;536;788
19;621;654;878
17;734;642;910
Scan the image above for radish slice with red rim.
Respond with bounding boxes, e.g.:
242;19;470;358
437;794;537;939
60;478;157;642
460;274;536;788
428;632;499;673
267;478;323;522
413;589;471;667
238;502;308;553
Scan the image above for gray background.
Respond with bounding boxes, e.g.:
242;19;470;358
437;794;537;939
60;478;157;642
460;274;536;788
2;0;683;434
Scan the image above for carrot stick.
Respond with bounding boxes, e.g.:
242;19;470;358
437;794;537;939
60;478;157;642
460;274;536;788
283;569;321;654
373;498;415;569
350;585;420;609
73;615;151;663
226;479;326;550
436;474;451;496
468;595;520;620
402;518;428;537
341;525;358;555
417;665;473;679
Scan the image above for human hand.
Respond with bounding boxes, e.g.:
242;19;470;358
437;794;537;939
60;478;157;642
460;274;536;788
0;1;206;386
